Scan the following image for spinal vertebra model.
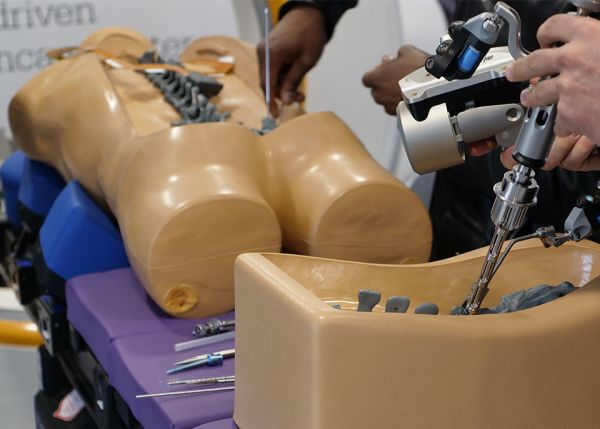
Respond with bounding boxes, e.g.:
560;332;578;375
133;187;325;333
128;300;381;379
10;28;432;318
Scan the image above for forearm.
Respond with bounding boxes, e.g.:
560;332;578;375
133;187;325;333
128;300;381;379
278;0;358;38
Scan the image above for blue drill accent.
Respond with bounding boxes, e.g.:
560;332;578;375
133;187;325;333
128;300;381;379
457;45;482;74
166;354;224;375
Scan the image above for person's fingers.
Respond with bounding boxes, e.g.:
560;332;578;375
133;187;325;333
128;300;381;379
560;135;597;171
362;67;379;88
520;78;559;107
381;54;395;64
537;14;582;48
553;123;571;138
384;101;398;116
467;138;497;156
279;58;309;106
505;48;563;82
396;44;427;58
500;146;517;170
578;154;600;171
543;135;578;170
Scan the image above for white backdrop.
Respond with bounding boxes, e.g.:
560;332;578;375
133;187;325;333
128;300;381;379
0;0;248;141
0;0;447;190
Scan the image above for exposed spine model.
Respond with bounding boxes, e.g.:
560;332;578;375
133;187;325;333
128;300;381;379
9;28;432;318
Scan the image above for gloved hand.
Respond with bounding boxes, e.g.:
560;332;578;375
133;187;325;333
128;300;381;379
256;5;328;117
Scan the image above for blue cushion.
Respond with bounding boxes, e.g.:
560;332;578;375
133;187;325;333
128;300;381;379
0;151;26;228
17;158;65;217
40;181;129;280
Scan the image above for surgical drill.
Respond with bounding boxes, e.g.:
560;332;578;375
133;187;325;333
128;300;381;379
396;0;600;314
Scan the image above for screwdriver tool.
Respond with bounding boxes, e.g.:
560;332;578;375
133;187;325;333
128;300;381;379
168;348;235;375
173;348;235;366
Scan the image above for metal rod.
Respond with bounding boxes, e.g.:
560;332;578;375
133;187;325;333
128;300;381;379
136;386;235;399
264;7;271;113
464;226;510;314
491;231;540;277
174;330;235;352
168;375;235;386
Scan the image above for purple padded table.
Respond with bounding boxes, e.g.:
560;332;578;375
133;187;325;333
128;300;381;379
192;419;238;428
66;268;193;370
66;268;235;429
110;328;235;429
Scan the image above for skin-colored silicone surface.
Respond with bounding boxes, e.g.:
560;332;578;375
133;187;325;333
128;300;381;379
234;239;600;428
9;28;431;317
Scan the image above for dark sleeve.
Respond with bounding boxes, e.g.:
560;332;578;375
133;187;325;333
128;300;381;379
279;0;358;39
438;0;457;23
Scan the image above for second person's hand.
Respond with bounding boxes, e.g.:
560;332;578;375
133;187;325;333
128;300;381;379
256;5;328;117
362;45;428;115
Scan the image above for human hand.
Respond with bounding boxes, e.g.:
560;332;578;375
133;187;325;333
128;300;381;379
506;14;600;145
256;5;328;116
362;45;428;115
501;134;600;172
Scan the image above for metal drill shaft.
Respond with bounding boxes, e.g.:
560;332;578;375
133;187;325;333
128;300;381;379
462;164;538;314
464;226;510;314
168;375;235;386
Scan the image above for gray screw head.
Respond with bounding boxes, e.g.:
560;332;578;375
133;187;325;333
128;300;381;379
483;19;499;34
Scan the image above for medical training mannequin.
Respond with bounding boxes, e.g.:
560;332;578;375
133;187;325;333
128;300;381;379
234;238;600;429
9;28;432;318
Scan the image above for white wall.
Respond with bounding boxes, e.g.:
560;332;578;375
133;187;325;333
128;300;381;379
0;0;448;182
305;0;447;186
0;0;242;143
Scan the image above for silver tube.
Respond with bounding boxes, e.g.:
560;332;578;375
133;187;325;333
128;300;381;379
136;386;235;399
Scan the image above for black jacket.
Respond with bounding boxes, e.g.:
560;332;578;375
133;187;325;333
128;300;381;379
279;0;358;38
279;0;456;35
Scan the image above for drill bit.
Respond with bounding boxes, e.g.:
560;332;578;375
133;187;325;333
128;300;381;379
168;375;235;386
